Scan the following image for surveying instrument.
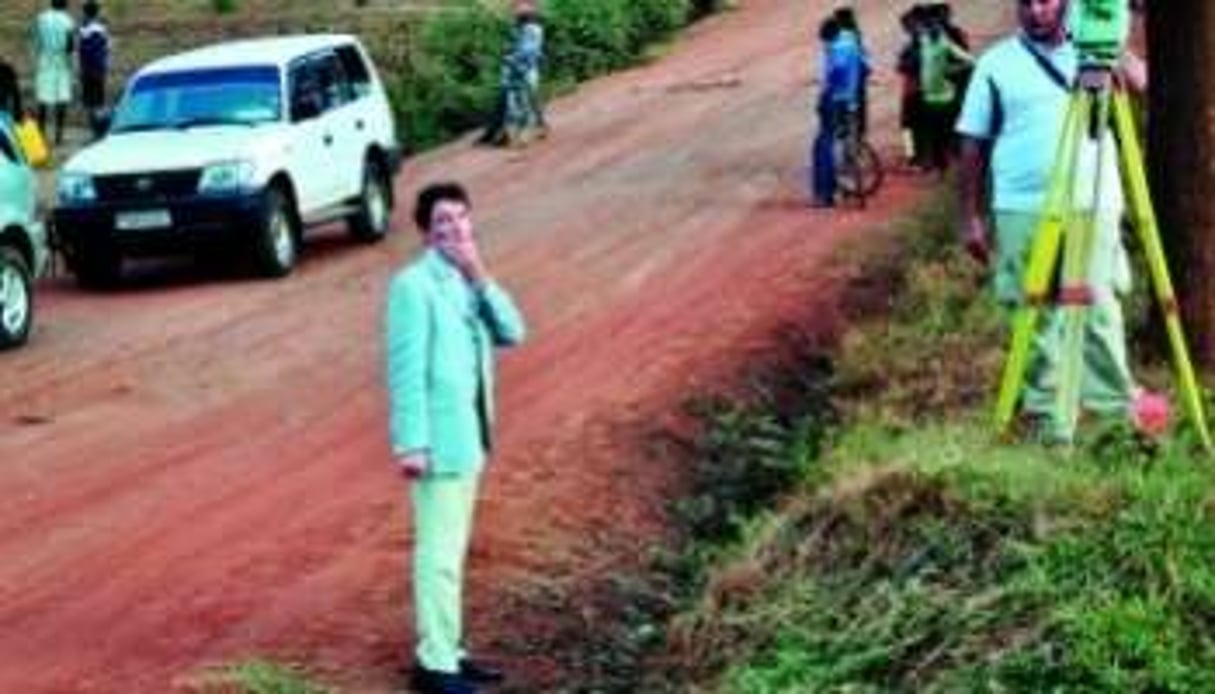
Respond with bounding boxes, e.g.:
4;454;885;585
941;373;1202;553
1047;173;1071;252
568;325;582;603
993;0;1214;450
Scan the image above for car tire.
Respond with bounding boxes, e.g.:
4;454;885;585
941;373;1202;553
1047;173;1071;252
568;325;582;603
72;246;123;289
347;159;392;243
0;246;33;349
254;185;299;278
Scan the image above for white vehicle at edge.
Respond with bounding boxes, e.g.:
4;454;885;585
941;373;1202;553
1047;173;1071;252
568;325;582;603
0;115;49;349
54;34;401;287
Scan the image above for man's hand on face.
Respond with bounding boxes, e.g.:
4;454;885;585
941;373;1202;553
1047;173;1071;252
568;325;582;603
429;199;489;284
396;452;430;480
437;236;488;284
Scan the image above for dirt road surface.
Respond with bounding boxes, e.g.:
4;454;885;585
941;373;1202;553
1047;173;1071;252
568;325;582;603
0;1;1003;691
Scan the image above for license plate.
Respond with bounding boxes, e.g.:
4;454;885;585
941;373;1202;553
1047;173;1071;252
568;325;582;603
115;209;171;231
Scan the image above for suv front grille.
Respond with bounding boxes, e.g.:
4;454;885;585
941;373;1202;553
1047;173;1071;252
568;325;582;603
95;170;203;203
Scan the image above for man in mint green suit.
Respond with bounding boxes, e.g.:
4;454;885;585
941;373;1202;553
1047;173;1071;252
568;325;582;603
385;182;526;694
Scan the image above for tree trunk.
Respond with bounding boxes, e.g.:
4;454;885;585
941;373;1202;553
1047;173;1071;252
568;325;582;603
1147;4;1215;365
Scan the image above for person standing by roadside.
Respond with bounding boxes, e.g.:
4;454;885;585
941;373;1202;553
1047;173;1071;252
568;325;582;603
832;7;870;136
896;5;927;169
809;16;863;208
956;0;1148;443
31;0;75;147
77;0;111;139
0;60;22;124
917;13;971;174
385;182;527;694
931;2;973;131
478;0;546;147
504;1;546;143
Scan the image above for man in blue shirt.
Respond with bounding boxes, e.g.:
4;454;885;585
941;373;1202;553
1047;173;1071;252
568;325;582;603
833;7;870;134
810;16;863;207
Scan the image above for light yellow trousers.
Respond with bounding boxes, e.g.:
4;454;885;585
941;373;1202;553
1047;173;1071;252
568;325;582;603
412;472;481;673
993;211;1136;436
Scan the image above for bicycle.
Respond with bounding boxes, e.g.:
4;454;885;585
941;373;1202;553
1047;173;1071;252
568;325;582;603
832;110;884;207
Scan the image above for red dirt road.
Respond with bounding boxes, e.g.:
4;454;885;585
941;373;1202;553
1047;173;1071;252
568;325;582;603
0;2;1003;691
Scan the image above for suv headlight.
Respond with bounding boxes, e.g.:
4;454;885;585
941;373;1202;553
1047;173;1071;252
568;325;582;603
57;172;97;204
198;161;256;194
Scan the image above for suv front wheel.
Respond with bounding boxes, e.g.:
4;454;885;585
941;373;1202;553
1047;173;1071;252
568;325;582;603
254;185;299;277
347;159;392;242
0;247;33;349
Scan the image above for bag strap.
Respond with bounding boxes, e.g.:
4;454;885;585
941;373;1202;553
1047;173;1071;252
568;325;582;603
1018;36;1072;93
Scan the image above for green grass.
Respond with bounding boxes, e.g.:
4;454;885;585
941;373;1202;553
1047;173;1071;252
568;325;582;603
697;424;1215;693
657;191;1215;692
187;659;331;694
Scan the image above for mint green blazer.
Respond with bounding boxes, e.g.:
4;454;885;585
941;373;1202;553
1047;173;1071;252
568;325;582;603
385;249;527;476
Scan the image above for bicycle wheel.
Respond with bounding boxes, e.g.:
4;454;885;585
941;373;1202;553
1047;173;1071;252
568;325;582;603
854;141;884;198
834;139;884;200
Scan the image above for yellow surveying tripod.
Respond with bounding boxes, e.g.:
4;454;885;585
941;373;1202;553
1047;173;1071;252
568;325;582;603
992;63;1213;450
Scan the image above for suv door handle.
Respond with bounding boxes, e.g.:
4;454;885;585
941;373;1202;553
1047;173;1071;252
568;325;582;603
355;119;365;131
323;133;334;146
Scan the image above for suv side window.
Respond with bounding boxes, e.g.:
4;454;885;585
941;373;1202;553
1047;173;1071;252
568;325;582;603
336;45;372;99
313;52;353;111
289;59;325;122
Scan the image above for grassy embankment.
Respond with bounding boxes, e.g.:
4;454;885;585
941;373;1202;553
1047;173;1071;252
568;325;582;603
653;192;1215;692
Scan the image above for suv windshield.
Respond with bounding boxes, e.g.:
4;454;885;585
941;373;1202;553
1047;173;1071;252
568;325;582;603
111;66;282;133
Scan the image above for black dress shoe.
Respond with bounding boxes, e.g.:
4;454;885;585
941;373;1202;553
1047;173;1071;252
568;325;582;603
459;657;505;684
410;665;476;694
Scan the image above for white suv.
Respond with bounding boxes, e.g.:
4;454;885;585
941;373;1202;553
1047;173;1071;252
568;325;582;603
54;34;400;286
0;116;49;349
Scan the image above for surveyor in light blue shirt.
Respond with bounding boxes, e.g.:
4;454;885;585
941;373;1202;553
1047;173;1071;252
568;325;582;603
955;0;1148;443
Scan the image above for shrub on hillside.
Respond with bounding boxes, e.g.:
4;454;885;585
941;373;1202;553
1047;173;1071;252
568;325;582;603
389;6;508;150
690;0;729;19
211;0;239;15
389;0;699;151
627;0;692;50
543;0;634;80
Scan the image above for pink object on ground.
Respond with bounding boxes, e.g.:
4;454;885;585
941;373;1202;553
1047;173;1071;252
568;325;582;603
1132;390;1171;437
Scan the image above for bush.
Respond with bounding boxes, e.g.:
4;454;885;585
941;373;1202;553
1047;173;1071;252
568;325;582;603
211;0;239;15
541;0;633;80
388;0;701;152
388;6;509;150
627;0;693;50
